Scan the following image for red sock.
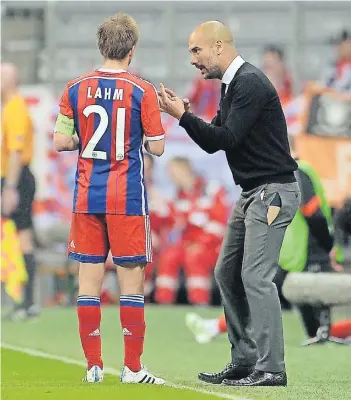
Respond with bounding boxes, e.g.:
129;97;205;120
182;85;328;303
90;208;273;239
120;294;145;372
77;295;103;369
218;315;227;333
330;319;351;338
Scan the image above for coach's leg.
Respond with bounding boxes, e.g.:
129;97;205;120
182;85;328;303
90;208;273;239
242;183;300;373
214;201;257;366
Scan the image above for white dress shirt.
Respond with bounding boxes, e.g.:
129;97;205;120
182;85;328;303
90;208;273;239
221;55;245;93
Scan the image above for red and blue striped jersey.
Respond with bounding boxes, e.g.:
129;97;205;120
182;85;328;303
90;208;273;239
58;69;164;215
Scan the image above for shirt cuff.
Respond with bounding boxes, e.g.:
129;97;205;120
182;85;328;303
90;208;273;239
179;111;193;129
145;134;165;141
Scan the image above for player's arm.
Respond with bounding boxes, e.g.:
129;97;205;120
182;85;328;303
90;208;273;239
54;86;79;152
141;86;165;157
297;169;334;252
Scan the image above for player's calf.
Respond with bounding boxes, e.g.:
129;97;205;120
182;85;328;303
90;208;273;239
77;262;105;371
117;264;146;372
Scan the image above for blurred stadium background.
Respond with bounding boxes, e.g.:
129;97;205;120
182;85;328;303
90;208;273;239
2;0;351;306
1;2;351;399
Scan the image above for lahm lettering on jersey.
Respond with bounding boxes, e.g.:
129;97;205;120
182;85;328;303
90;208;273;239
87;87;124;101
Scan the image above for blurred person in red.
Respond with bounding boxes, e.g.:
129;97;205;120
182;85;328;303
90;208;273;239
262;45;293;107
323;29;351;92
154;157;229;305
143;153;173;298
187;78;221;121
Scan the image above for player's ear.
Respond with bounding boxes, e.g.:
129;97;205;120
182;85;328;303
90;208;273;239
129;46;136;58
127;46;136;65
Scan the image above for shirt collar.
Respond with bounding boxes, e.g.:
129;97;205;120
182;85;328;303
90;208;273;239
221;55;245;86
97;68;127;73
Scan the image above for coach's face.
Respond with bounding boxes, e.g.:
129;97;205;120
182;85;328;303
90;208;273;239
189;32;222;80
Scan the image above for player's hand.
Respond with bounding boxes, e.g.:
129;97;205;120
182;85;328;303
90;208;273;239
158;83;187;120
1;186;19;216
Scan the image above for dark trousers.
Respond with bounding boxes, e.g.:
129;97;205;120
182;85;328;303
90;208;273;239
214;182;300;373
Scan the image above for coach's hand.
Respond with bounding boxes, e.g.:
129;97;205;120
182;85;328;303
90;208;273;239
158;83;187;120
160;87;191;113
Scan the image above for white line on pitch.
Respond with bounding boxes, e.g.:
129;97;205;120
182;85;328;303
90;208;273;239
1;343;253;400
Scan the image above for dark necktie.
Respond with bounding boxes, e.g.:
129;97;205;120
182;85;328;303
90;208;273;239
221;83;227;99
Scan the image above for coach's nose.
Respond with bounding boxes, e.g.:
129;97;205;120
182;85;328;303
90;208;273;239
190;54;198;66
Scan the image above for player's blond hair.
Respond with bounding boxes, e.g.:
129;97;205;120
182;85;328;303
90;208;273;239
97;13;139;61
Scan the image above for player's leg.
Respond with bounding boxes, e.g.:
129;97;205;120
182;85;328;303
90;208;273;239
116;263;146;371
68;213;108;382
144;257;155;299
154;242;184;304
108;215;164;384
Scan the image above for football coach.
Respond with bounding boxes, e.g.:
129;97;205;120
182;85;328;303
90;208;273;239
158;21;301;387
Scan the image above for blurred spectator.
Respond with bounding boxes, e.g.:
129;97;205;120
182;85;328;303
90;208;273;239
187;78;221;121
155;157;229;305
143;153;173;298
335;198;351;239
322;29;351;92
262;45;293;106
1;63;39;321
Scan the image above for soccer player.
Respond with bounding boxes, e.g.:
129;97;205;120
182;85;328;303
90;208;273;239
53;13;165;385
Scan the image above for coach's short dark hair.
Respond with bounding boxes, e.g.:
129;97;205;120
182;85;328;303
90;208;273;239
97;13;139;61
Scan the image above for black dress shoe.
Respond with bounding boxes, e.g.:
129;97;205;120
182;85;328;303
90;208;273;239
222;369;287;387
198;363;255;384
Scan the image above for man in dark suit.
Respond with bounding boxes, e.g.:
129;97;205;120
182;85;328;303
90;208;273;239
158;21;300;387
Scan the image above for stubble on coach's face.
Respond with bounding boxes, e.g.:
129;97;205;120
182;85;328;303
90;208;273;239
188;33;223;80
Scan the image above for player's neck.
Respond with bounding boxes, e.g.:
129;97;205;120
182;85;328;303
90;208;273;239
101;59;129;72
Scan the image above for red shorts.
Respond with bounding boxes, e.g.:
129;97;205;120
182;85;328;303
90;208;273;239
68;214;152;265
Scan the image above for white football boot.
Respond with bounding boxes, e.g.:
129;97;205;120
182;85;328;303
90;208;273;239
121;365;165;385
83;365;104;383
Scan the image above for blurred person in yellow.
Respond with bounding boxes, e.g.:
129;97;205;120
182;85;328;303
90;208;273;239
1;218;28;303
1;62;39;321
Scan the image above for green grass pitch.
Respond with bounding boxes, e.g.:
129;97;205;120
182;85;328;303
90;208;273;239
2;306;351;400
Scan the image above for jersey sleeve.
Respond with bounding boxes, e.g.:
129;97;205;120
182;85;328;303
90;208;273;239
5;98;28;152
54;85;75;136
141;85;165;141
